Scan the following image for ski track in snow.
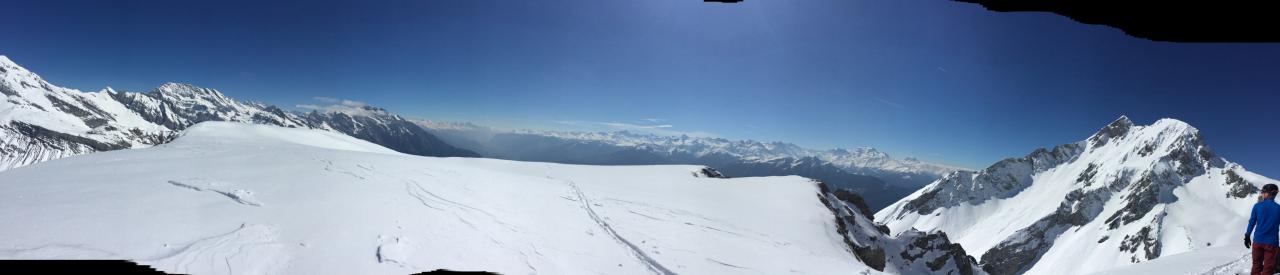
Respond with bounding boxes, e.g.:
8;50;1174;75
401;179;540;273
316;157;366;180
403;179;521;233
0;244;120;259
565;180;677;275
706;257;753;271
167;179;262;207
141;223;287;275
608;197;782;247
1199;252;1250;275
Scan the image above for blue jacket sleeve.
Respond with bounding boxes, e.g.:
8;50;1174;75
1248;203;1259;236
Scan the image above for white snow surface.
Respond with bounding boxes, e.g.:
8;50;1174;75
0;121;882;275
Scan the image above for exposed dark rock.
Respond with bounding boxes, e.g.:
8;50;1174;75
832;189;875;219
1225;169;1258;198
0;83;15;96
900;231;979;275
815;183;886;270
1076;163;1098;186
10;121;129;151
1105;173;1163;230
696;167;726;178
1089;116;1133;148
45;94;95;119
1119;225;1162;263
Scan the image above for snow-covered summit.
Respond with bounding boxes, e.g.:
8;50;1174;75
876;116;1274;274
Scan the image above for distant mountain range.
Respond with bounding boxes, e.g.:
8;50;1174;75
417;120;966;209
0;55;475;171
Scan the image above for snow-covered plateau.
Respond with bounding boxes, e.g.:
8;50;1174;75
0;122;977;275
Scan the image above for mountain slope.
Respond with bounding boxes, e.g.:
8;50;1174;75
0;55;475;171
0;55;174;170
0;122;976;274
875;116;1276;274
304;107;478;157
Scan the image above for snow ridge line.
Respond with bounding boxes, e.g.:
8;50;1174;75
565;180;676;275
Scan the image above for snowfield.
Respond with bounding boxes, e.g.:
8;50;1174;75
0;122;882;275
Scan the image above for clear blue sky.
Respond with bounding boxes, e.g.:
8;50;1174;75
3;0;1279;174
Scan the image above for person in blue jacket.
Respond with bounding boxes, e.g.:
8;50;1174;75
1247;183;1280;275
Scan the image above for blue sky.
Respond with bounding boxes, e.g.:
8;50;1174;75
3;0;1280;174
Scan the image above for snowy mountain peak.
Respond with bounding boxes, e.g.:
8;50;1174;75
0;55;21;70
833;147;892;163
0;55;30;77
877;117;1274;274
1088;115;1135;147
0;55;48;86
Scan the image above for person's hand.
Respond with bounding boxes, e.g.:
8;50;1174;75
1246;235;1253;248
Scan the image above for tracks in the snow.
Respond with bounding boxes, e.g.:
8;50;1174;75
167;179;262;207
564;180;676;275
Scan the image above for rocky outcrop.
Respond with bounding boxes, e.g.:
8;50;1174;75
817;182;985;274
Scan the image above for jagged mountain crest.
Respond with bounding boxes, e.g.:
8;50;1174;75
0;55;476;171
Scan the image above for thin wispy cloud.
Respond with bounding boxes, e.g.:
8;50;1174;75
310;96;366;107
599;122;673;129
554;120;714;137
297;97;381;116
